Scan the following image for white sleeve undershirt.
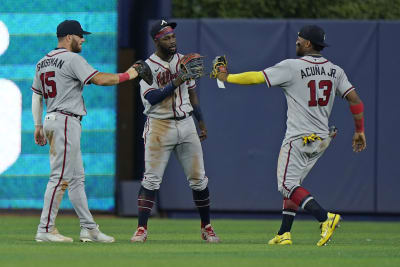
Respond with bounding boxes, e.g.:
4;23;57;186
32;93;43;126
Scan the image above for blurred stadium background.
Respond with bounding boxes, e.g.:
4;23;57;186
0;0;399;218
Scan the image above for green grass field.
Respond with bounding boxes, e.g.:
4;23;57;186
0;215;399;267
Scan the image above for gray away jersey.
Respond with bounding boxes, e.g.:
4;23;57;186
140;53;196;119
31;48;98;116
262;55;354;143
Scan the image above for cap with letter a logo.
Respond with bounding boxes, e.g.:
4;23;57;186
150;19;177;40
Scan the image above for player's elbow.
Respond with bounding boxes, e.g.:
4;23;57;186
345;90;362;106
90;75;106;86
90;72;114;86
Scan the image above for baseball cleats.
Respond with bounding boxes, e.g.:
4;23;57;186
35;228;73;242
130;226;147;243
80;225;115;243
268;232;292;245
317;212;341;247
201;224;220;243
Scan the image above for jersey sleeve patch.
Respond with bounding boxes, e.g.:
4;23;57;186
342;86;355;98
262;70;272;87
31;87;42;95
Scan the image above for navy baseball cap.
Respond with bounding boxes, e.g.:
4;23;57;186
298;25;329;47
150;19;177;39
57;20;91;37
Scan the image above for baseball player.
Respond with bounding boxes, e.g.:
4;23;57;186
211;25;366;246
130;20;219;243
32;20;150;242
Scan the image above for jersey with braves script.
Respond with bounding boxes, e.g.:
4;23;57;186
262;55;354;143
140;53;196;119
31;48;99;116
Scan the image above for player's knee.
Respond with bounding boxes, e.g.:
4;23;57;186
189;176;208;191
141;176;161;190
277;185;291;199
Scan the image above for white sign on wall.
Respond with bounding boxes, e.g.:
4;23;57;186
0;21;22;174
0;21;10;55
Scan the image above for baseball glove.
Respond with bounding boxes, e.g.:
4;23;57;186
178;53;204;81
210;55;228;79
133;60;153;85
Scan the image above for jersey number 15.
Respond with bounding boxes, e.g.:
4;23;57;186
308;80;332;107
40;71;57;99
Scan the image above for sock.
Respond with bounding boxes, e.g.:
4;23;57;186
137;186;156;228
278;198;298;235
303;199;328;222
289;186;327;222
192;187;210;228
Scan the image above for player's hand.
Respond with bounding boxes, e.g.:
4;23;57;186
210;56;228;81
198;121;207;141
132;60;153;85
352;132;366;152
34;126;47;146
172;76;184;87
125;66;139;80
216;72;228;82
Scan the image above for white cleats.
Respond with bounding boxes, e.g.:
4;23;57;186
35;228;73;243
80;225;115;243
130;226;148;243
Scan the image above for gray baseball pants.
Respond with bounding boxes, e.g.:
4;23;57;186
37;112;96;233
141;116;208;191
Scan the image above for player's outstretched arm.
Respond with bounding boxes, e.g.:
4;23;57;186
90;67;138;86
210;56;265;85
32;93;47;146
90;60;154;86
188;89;207;141
345;90;366;152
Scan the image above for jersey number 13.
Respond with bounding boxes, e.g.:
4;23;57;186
308;80;332;107
40;71;57;99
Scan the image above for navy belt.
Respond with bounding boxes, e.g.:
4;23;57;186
53;110;82;121
168;111;193;121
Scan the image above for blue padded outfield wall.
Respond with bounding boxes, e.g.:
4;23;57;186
144;19;400;213
0;0;117;210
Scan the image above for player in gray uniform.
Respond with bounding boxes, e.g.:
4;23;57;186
212;25;366;246
32;20;148;242
130;20;219;243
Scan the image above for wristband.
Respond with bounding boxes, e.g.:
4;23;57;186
350;101;364;114
118;72;130;83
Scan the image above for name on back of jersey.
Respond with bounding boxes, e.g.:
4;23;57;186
300;66;336;79
37;57;65;72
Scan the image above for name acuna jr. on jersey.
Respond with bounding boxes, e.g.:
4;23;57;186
300;65;337;79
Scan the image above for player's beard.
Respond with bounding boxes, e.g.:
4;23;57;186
159;43;176;57
71;39;82;53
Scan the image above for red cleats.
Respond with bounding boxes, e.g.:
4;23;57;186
130;226;147;243
201;224;220;243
